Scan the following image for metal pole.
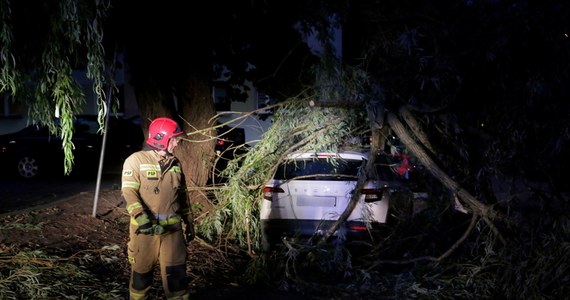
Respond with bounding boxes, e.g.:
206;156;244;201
91;90;113;218
92;49;117;218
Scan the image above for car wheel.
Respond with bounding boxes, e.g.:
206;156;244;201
17;156;41;179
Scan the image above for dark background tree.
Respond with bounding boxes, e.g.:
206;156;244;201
341;0;569;194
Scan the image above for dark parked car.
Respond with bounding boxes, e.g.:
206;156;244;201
215;124;246;155
0;115;144;179
210;125;248;184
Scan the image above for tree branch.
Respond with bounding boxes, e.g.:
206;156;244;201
387;111;505;245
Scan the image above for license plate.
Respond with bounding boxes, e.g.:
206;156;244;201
296;196;336;207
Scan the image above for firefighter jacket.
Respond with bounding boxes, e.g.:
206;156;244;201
121;149;192;229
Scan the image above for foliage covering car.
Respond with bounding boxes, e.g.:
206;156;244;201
260;151;392;251
0;115;144;179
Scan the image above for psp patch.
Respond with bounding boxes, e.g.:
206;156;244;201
146;170;158;179
122;170;133;177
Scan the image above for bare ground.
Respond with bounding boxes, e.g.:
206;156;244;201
0;189;309;299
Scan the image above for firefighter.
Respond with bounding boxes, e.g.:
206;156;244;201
121;117;194;300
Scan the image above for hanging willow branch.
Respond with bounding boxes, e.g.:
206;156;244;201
0;0;111;175
0;0;20;94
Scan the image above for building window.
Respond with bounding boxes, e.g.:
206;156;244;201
257;90;273;109
213;85;231;112
0;93;23;117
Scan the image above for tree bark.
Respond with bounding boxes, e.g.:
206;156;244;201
175;74;217;217
131;72;217;220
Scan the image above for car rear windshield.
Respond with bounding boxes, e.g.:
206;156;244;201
273;158;365;180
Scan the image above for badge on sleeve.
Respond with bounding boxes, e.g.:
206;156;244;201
122;170;133;177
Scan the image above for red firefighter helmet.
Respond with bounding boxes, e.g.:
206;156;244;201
146;117;185;149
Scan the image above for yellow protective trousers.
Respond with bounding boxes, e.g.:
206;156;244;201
128;225;189;300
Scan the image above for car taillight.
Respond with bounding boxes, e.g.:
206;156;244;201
262;186;284;200
361;186;388;203
349;224;368;231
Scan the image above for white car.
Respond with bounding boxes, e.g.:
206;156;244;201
260;151;391;251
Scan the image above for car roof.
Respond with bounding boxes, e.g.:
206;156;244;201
286;150;370;160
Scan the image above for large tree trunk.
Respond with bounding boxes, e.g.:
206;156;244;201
134;79;179;139
175;74;217;217
132;71;217;219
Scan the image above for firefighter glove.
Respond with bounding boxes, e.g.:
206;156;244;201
134;213;152;235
